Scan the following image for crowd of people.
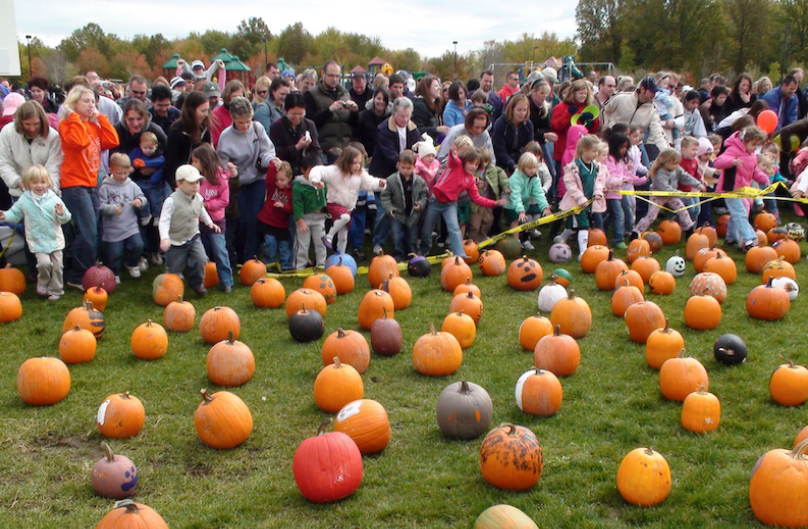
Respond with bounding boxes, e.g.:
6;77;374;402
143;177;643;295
1;58;808;300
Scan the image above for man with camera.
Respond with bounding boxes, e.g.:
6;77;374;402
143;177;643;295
303;60;358;156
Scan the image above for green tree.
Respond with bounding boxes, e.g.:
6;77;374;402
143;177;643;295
777;0;808;64
723;0;774;73
199;30;231;58
575;0;623;64
276;23;313;65
390;48;422;73
231;17;271;60
59;23;115;62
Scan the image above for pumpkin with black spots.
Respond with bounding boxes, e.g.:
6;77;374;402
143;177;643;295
507;256;543;291
761;256;796;284
479;423;543;490
303;273;337;305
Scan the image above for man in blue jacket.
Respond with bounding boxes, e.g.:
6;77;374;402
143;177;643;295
760;75;800;131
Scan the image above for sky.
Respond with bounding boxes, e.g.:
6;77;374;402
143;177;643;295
13;0;578;59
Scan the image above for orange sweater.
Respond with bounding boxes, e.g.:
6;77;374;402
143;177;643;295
59;112;119;188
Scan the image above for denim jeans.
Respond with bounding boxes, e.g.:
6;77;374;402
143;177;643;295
605;198;625;244
419;196;465;257
235;179;266;264
621;195;634;234
104;233;144;275
134;180;167;254
391;217;419;259
349;204;367;252
263;234;293;270
61;186;99;284
373;207;391;248
724;197;756;244
201;230;233;287
681;197;701;223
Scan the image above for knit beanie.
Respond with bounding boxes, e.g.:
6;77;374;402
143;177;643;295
697;137;714;157
414;133;436;159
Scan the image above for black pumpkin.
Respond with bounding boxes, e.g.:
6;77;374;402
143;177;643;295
289;304;325;342
370;309;402;356
407;255;431;278
435;380;493;439
713;333;747;365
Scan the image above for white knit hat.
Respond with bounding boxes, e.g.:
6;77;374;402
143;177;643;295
414;133;436;159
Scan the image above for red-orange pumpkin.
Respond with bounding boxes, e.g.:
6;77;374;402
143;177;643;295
368;252;399;288
239;257;266;286
625;301;666;344
199;306;240;344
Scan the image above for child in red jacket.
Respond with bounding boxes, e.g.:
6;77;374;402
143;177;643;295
257;160;294;270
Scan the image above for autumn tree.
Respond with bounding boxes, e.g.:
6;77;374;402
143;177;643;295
276;23;313;65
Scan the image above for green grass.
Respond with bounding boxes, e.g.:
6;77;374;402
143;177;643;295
0;222;806;528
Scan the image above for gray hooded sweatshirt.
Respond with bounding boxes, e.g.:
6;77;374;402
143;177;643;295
98;175;148;243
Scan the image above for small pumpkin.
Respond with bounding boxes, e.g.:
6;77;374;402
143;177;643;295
325;256;356;294
131;320;168;360
407;254;432;277
412;322;463;376
293;418;363;503
645;320;684;370
533;324;580;377
507;256;543;291
203;261;219;288
665;252;687;277
747;277;791;321
684;295;722;330
368;251;399;288
495;236;522;259
163;295;195;332
594;249;628;291
626;238;651;263
693;246;726;273
285;288;327;318
616;447;671;506
0;291;21;322
94;500;168;529
303;273;338;305
63;300;104;338
614;269;644;291
703;252;737;285
333;399;391;455
551;268;573;287
659;350;709;401
250;278;286;308
611;278;644;317
441;256;473;291
381;273;412;309
207;330;255;386
463;239;479;264
550;289;592;339
681;386;720;433
515;368;563;416
657;219;682;245
442;310;477;349
17;356;70;406
474;505;539;529
313;357;364;412
641;231;664;253
92;442;138;499
370;308;402;357
631;256;661;283
239;256;267;286
761;256;797;284
435;380;493;440
0;265;25;294
59;325;97;364
648;270;675;295
773;237;802;264
358;289;395;330
322;328;370;373
518;313;553;351
695;223;718;246
479;423;543;491
537;280;567;313
289;304;325;342
449;291;483;325
713;334;747;365
97;392;146;439
624;300;666;344
478;249;507;276
454;277;482;299
199;306;240;344
580;245;610;274
84;286;108;311
770;357;808;406
685;232;710;261
715;214;730;238
152;272;184;306
549;242;573;263
753;211;778;232
194;389;253;449
689;272;728;304
588;228;608;246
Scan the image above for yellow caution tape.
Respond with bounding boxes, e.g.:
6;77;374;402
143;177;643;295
263;252;453;278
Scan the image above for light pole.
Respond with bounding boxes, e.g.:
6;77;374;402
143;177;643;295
262;36;268;72
453;41;458;80
533;46;539;69
25;35;32;77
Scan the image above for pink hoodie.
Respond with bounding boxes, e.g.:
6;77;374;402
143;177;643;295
415;157;441;192
714;131;769;191
604;155;644;200
200;166;230;222
557;124;589;198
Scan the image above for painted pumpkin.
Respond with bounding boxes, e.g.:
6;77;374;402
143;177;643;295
303;273;338;305
435;380;493;440
537;281;567;313
626;239;651;263
289;304;325;343
92;442;138;499
63;300;105;339
761;256;797;284
507;256;543;291
515;368;563;416
152;273;184;306
549;242;573;263
689;272;727;304
665;252;686;277
97;392;145;439
713;334;747;365
479;423;543;490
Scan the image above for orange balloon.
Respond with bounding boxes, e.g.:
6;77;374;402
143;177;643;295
757;109;778;135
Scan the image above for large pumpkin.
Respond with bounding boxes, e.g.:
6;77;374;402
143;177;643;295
333;399;391;455
657;219;682;245
616;447;671;506
313;357;364;412
533;324;580;377
750;439;808;527
747;277;791;321
478;250;507;276
285;288;327;318
94;500;168;529
0;291;23;323
381;274;412;309
131;320;168;360
550;290;592;339
368;252;399;288
63;300;105;339
682;387;720;433
745;246;778;274
754;211;778;232
322;328;370;374
92;442;138;499
474;505;539;529
435;380;493;440
479;423;543;491
594;250;628;291
442;311;477;349
303;273;337;305
163;295;195;332
659;351;709;401
624;301;665;344
82;261;117;294
773;236;802;264
250;278;286;308
17;356;70;406
199;306;240;344
412;322;463;376
580;245;610;274
293;419;363;503
97;392;146;439
239;256;266;286
441;256;473;291
358;290;395;330
684;295;722;330
152;272;184;306
194;389;253;449
770;358;808;406
59;325;97;365
685;232;710;261
507;256;543;291
207;331;255;386
703;253;737;285
0;265;25;294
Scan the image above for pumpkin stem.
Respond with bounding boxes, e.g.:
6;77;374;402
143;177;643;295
73;325;81;332
554;324;561;337
300;303;307;313
499;422;517;437
101;441;115;462
663;319;670;333
780;355;796;369
644;447;655;456
698;385;707;394
608;248;614;260
460;380;470;393
227;330;235;344
766;276;775;287
465;277;472;286
336;328;346;338
677;348;686;358
338;256;343;266
84;299;94;311
114;499;139;513
177;295;183;303
200;389;214;403
457;310;465;317
466;291;474;299
429;322;437;336
792;437;808;459
121;391;131;399
316;418;333;436
623;278;630;288
333;356;342;369
381;307;388;320
146;319;152;327
568;289;576;300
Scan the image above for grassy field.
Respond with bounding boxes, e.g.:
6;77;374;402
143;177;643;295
0;222;806;528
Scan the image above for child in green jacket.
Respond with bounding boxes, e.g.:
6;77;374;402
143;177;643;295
293;154;328;269
504;152;552;250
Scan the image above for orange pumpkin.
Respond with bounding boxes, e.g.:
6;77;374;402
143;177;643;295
611;278;644;317
580;245;610;274
773;237;801;264
152;273;184;306
358;290;395;330
761;256;797;284
685;232;710;261
659;350;709;401
754;211;778;232
625;300;666;344
250;278;286;308
381;273;412;309
518;313;553;351
614;269;644;291
412;322;463;376
646;320;685;369
616;447;671;506
750;439;808;527
63;300;104;338
642;231;664;253
682;387;721;433
533;324;580;376
716;214;730;238
550;290;592;339
285;288;327;318
131;320;168;360
595;250;628;291
745;246;778;274
463;239;479;264
239;257;267;286
794;426;808;448
325;257;355;294
206;331;255;386
94;500;168;529
17;356;70;406
83;286;108;311
588;228;608;246
479;423;543;490
199;306;240;344
333;399;391;455
97;391;146;438
695;224;718;247
194;389;253;449
689;272;728;303
626;238;651;263
747;277;791;321
507;256;543;291
757;229;769;246
303;273;338;305
59;325;97;364
322;329;370;374
657;219;682;245
770;358;808;406
648;271;675;295
163;295;196;332
693;246;726;273
703;253;736;285
441;310;477;349
453;277;482;299
478;250;507;276
630;256;660;283
368;252;399;288
684;295;722;329
0;291;23;322
313;357;364;412
441;256;473;291
767;226;789;244
449;291;483;325
0;265;26;294
203;261;219;288
515;368;563;416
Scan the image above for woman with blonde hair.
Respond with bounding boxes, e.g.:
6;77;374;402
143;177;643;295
59;85;120;287
252;76;271;106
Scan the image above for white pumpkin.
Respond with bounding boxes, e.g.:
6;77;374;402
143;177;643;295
666;253;687;277
537;282;567;313
771;276;799;301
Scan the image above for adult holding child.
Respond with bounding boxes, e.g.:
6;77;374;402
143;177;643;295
492;94;535;175
58;85;120;288
551;80;601;179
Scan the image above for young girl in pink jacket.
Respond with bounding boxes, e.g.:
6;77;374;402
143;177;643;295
713;126;769;251
604;132;646;248
192;143;235;292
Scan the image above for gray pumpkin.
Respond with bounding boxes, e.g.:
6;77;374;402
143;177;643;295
435;380;493;439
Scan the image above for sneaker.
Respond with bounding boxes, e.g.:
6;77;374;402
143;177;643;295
321;236;333;251
529;229;541;239
36;285;47;296
742;240;757;253
138;257;149;272
126;265;141;278
614;241;628;249
553;234;566;244
221;285;232;294
139;212;153;227
193;286;207;297
437;241;446;248
521;240;535;251
373;244;383;256
352;249;366;261
115;276;121;285
150;252;163;266
67;281;84;291
47;295;60;301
